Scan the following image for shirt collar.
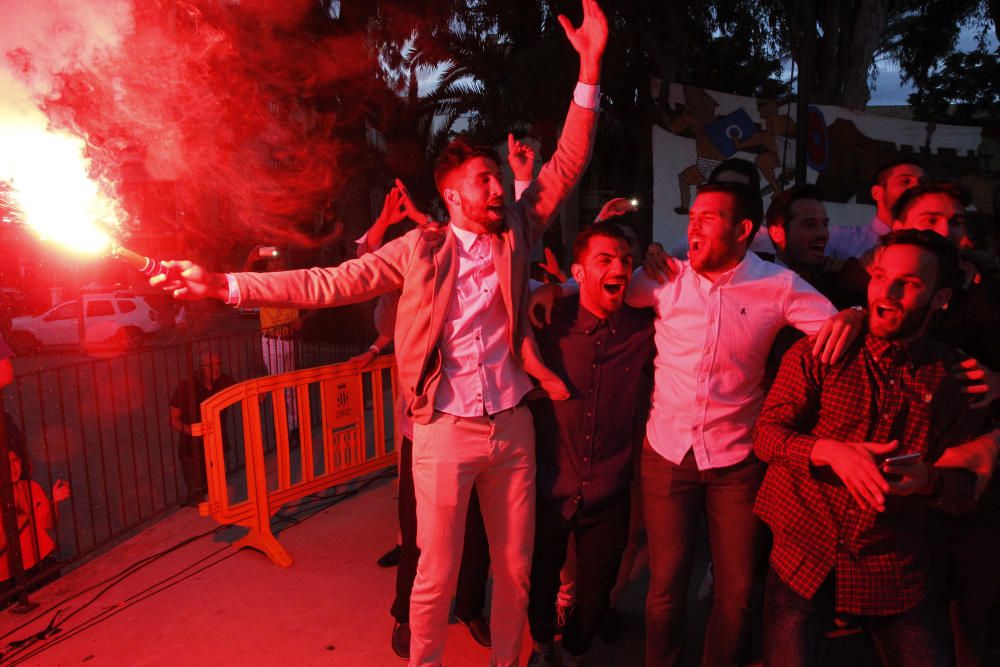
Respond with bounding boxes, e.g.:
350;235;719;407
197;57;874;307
690;250;755;288
450;223;485;252
570;294;622;334
871;215;891;237
865;332;935;368
719;251;757;286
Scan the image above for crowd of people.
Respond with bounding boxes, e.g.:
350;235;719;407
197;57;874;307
151;1;999;665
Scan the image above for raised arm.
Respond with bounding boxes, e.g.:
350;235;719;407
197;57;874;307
519;0;606;248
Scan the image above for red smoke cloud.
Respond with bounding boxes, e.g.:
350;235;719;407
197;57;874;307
5;0;377;254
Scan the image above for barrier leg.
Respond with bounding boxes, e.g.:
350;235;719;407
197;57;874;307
235;524;294;568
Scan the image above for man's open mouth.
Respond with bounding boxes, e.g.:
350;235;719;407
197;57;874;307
602;277;627;295
874;303;901;318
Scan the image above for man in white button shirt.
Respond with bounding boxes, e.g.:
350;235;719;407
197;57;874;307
151;3;607;665
825;159;925;259
626;181;863;666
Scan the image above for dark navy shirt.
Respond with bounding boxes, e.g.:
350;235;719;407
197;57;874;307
530;295;654;519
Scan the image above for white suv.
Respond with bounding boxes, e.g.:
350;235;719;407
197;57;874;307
10;293;162;354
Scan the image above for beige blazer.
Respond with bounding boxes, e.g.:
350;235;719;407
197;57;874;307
234;100;598;423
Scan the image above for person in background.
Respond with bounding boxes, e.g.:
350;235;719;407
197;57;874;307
825;159;925;259
765;184;866;310
256;253;303;433
0;447;70;595
169;352;234;503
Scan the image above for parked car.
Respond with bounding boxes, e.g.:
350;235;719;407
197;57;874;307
9;293;162;354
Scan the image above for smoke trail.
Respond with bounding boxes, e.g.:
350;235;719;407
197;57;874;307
2;0;372;254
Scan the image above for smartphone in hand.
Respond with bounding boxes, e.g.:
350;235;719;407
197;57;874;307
881;452;922;481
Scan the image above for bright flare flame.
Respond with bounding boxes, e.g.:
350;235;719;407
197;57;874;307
1;122;121;255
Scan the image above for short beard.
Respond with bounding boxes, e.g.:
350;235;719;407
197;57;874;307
878;302;934;341
460;196;503;230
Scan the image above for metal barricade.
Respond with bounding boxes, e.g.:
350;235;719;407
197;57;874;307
194;356;398;567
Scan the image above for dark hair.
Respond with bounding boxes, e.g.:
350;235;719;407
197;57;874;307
765;184;826;230
695;181;765;242
877;229;960;292
873;158;924;187
709;158;761;192
433;136;501;195
890;180;971;224
572;222;631;264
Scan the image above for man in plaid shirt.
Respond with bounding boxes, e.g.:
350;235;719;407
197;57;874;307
753;229;987;666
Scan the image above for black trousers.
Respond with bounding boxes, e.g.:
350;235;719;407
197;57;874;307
527;491;630;656
391;436;490;623
944;499;1000;667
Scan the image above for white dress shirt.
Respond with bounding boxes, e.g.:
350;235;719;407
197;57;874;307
433;224;534;417
826;215;890;259
627;251;837;470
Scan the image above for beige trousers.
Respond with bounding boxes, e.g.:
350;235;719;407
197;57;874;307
409;405;535;667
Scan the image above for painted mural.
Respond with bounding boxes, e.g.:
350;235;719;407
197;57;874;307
651;81;999;252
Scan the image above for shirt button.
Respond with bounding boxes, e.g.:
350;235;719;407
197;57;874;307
585;435;591;440
586;412;592;417
591;363;597;369
596;340;602;345
583;456;589;462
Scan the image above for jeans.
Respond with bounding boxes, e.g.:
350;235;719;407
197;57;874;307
763;568;947;667
527;492;630;656
641;443;764;667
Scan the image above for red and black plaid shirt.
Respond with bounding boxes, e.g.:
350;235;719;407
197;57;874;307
753;332;985;615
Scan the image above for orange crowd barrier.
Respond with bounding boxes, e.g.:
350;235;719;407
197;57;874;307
191;356;398;566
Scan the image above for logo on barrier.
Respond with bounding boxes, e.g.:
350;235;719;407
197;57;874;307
328;379;360;429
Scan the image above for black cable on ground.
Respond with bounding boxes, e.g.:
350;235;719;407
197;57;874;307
0;467;394;665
